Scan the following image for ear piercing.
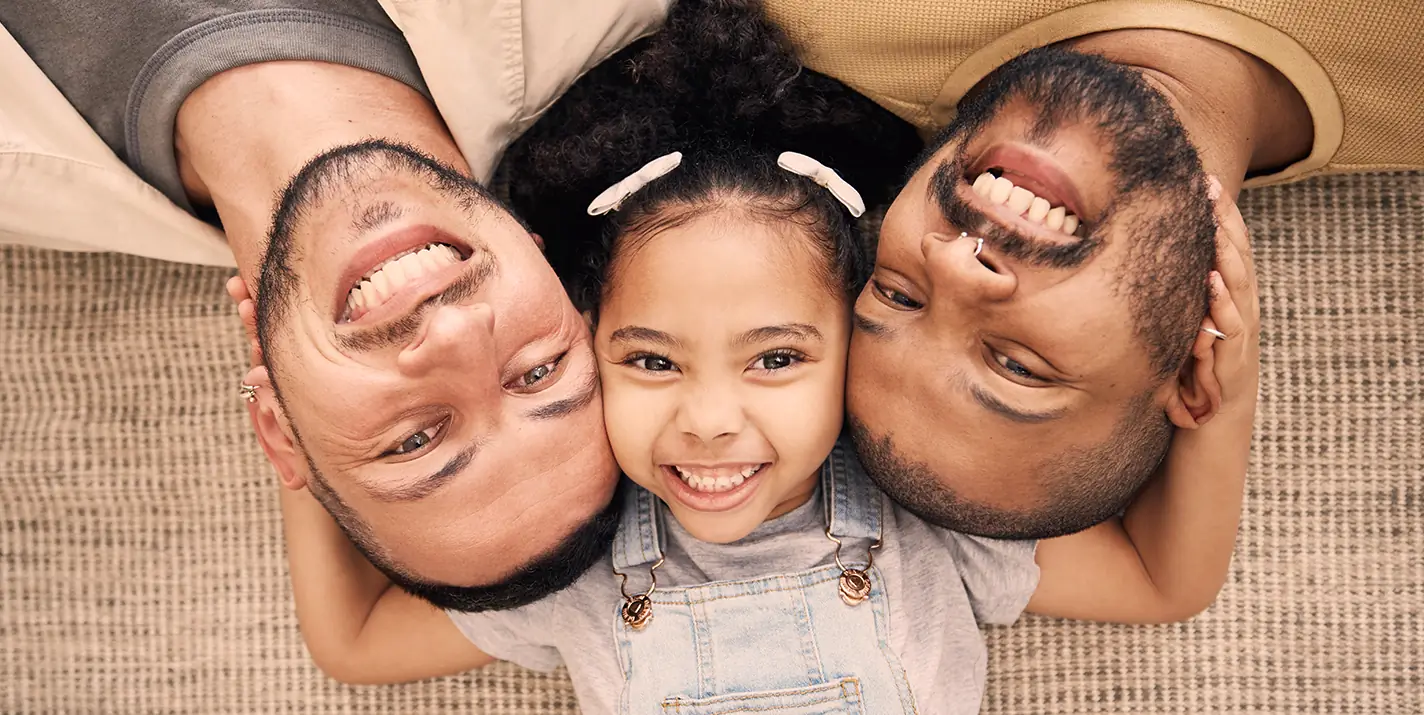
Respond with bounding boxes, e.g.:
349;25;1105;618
239;383;259;403
961;232;984;257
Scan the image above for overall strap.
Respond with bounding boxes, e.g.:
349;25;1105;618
823;440;884;542
611;481;666;570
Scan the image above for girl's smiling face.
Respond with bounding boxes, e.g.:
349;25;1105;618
594;207;851;543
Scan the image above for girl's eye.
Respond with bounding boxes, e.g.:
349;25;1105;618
752;350;802;372
995;352;1041;382
625;354;678;372
387;423;442;457
873;280;923;310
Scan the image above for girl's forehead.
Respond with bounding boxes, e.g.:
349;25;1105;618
619;214;830;290
598;218;847;338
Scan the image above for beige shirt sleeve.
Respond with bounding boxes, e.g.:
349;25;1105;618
0;1;667;265
381;0;669;182
0;23;235;266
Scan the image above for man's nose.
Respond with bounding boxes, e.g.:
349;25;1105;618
921;232;1017;304
674;380;746;444
397;302;500;386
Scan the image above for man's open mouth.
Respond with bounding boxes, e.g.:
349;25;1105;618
345;242;462;321
334;225;474;324
965;144;1092;240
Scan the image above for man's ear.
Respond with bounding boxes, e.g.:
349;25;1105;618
531;232;545;251
243;365;308;490
1162;328;1222;429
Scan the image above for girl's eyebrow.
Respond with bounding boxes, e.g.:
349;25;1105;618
608;325;682;348
735;323;823;347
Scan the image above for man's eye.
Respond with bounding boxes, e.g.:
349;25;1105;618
625;353;677;372
517;353;566;389
751;350;803;372
387;423;442;457
995;352;1040;381
873;280;923;310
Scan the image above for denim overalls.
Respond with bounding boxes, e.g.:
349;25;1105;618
609;443;920;714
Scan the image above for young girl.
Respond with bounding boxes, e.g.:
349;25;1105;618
273;1;1256;712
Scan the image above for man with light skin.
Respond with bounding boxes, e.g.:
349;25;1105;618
0;0;654;607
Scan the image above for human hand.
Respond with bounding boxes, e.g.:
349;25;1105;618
1192;177;1261;423
225;275;262;368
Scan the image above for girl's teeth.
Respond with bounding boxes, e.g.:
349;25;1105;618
1062;214;1079;235
674;464;762;493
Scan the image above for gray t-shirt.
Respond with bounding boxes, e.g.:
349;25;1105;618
449;478;1039;714
0;0;428;211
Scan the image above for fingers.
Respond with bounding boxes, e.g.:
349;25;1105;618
1190;320;1222;423
225;274;253;305
1208;271;1246;340
237;297;262;368
1208;176;1259;326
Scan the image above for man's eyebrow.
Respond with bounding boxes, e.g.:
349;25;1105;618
607;326;681;349
527;365;600;421
734;323;823;347
365;441;478;503
853;312;893;338
968;382;1067;424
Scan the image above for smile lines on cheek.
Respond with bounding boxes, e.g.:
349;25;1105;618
971;171;1080;237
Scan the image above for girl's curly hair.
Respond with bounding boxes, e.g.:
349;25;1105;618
502;0;923;312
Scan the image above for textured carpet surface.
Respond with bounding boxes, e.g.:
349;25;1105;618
2;172;1421;713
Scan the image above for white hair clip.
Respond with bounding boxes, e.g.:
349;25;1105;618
587;151;684;216
776;151;865;217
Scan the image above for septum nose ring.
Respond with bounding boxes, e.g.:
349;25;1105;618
961;232;984;257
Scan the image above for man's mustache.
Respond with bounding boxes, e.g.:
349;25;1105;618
334;251;498;353
929;153;1102;270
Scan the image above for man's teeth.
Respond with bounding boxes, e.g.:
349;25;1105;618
346;243;461;320
971;171;1079;236
673;465;762;494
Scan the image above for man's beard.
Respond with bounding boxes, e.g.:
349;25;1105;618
853;47;1216;538
387;490;623;612
253;140;617;611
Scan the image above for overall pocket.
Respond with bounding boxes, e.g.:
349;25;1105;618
659;677;865;715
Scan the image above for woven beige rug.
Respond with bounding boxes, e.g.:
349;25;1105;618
2;172;1420;713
